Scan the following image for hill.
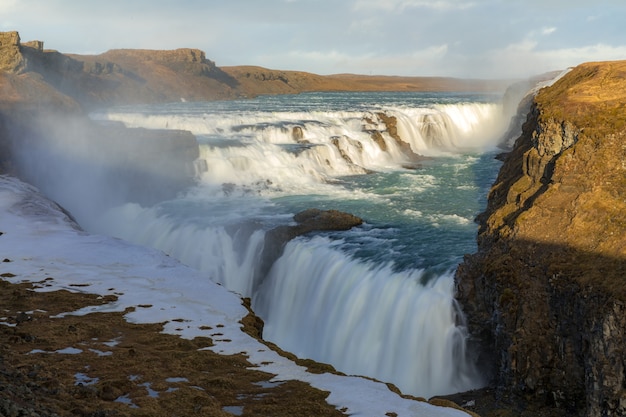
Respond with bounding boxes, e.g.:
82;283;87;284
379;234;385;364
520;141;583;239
0;31;509;110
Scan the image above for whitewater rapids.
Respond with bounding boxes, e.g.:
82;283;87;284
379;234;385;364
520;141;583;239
19;92;508;398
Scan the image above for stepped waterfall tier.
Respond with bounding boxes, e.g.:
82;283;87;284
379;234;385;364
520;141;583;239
20;91;510;399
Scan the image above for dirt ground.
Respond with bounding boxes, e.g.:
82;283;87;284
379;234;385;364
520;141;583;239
0;278;347;417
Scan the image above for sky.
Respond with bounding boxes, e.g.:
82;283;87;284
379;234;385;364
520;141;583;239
2;0;626;79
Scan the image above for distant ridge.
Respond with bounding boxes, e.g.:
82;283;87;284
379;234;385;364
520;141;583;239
221;65;511;98
0;30;511;110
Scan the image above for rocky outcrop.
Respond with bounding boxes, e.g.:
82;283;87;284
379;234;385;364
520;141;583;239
0;30;509;109
456;62;626;416
259;209;363;283
264;208;363;254
0;31;24;73
0;31;207;202
499;71;563;150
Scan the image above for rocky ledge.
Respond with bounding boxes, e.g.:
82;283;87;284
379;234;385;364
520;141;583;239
455;61;626;416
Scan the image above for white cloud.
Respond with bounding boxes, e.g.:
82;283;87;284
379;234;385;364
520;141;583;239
353;0;476;12
478;42;626;79
0;0;18;12
542;27;557;35
538;43;626;65
3;0;626;78
400;0;477;11
348;17;383;34
267;44;450;75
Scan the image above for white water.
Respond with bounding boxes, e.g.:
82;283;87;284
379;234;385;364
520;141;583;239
255;236;477;397
21;92;508;399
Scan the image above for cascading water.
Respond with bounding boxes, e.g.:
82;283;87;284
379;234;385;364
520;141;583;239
64;91;507;398
254;236;478;397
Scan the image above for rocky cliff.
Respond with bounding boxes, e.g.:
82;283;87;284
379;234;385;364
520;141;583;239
0;31;25;73
456;61;626;416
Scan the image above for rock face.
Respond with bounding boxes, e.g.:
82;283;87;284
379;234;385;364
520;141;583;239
362;112;425;167
0;31;205;204
0;31;24;73
456;62;626;416
498;71;563;150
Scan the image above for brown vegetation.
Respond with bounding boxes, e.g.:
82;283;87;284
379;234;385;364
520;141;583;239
0;279;344;417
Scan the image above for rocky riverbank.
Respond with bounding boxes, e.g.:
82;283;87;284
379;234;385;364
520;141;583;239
455;61;626;416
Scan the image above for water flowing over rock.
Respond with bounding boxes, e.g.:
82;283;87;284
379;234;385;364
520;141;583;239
498;70;563;150
363;112;426;168
0;29;511;417
455;62;626;416
260;209;363;280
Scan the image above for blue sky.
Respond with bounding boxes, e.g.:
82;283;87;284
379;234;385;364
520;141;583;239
2;0;626;79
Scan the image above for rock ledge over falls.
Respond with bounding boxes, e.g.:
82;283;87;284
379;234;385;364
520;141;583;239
455;61;626;416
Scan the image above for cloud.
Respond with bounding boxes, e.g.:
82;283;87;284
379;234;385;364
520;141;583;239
3;0;626;79
0;0;19;30
353;0;476;12
539;43;626;65
542;27;557;35
262;44;450;75
476;42;626;79
400;0;477;11
0;0;18;12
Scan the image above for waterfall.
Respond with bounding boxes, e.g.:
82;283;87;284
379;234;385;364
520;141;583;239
391;103;506;154
95;201;270;297
254;236;482;398
93;101;506;178
68;93;508;398
94;206;484;398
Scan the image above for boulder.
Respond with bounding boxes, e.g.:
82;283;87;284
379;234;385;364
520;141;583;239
258;209;363;284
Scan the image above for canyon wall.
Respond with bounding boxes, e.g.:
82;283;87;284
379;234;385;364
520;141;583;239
456;62;626;416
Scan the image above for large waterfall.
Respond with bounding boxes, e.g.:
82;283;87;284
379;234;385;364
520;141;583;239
24;92;508;399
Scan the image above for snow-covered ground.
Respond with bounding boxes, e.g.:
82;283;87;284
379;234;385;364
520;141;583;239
0;174;470;417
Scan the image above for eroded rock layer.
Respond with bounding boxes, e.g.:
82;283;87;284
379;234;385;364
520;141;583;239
456;62;626;416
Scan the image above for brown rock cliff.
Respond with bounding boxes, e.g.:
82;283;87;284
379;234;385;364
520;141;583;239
0;31;25;73
456;61;626;416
